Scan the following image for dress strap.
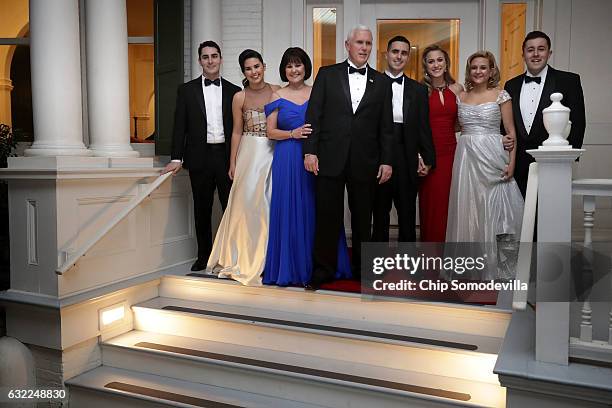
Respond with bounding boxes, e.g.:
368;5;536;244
264;98;282;117
497;89;512;105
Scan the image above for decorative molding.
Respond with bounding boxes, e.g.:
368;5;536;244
0;77;14;91
0;168;163;180
570;337;612;365
149;192;193;246
26;199;39;265
500;373;612;405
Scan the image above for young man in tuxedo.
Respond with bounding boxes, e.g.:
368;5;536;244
372;35;435;243
304;25;394;288
162;41;241;271
504;30;586;197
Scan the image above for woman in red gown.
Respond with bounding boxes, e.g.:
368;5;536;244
418;45;463;242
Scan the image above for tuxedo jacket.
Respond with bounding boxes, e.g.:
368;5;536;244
304;61;394;182
171;76;241;171
397;75;435;185
504;66;585;185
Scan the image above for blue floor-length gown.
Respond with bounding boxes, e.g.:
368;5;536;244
263;98;352;286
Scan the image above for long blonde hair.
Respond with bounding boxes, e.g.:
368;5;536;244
422;45;456;94
464;50;500;91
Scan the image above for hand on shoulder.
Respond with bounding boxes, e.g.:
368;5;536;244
449;83;464;95
457;89;467;102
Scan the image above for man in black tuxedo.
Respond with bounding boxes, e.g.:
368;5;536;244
304;25;394;287
372;36;435;243
163;41;240;271
504;31;586;197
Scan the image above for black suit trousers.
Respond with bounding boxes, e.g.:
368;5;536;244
189;145;231;261
312;166;376;284
372;137;418;243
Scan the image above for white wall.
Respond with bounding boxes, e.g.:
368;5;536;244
540;0;612;234
262;0;293;86
222;0;264;87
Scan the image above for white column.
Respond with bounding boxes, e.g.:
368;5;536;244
25;0;91;156
191;0;222;79
529;148;584;365
85;0;138;157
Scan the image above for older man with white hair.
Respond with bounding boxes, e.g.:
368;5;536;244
304;25;394;288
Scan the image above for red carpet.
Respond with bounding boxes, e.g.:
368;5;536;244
318;247;498;304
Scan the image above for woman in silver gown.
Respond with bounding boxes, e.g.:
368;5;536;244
207;49;279;285
446;51;524;280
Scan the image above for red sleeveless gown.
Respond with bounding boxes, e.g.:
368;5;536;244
419;87;458;242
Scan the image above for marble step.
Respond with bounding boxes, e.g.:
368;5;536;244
158;275;510;348
133;296;504;357
67;365;328;407
101;330;506;407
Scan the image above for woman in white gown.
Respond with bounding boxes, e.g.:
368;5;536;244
207;49;279;285
446;51;524;280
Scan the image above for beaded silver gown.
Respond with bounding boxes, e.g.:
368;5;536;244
446;90;524;280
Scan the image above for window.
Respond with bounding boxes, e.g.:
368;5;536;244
313;7;337;78
127;0;155;143
0;0;31;142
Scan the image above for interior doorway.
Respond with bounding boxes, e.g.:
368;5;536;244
376;19;460;82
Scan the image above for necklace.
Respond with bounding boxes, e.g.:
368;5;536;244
434;82;448;92
249;82;268;92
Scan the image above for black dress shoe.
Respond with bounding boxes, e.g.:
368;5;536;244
304;283;319;291
191;259;207;271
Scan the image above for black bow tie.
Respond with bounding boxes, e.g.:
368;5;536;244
524;76;541;84
389;75;403;85
204;78;221;87
349;66;366;75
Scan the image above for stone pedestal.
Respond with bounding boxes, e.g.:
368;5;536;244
528;148;584;364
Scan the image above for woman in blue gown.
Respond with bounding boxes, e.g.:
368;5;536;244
263;47;352;286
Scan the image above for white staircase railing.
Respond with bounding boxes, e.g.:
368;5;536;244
56;172;173;275
512;163;538;311
569;178;612;363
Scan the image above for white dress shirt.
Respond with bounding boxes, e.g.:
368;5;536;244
386;70;404;123
520;64;548;134
202;76;225;143
347;60;367;113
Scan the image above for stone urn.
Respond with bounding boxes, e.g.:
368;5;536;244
541;92;571;149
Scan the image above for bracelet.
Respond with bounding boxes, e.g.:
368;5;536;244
289;129;293;139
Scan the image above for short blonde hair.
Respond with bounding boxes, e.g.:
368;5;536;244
464;50;500;91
